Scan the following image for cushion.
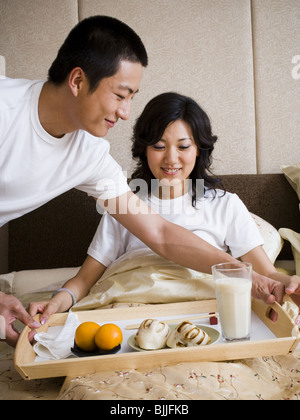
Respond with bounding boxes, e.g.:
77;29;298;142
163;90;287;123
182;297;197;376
251;213;284;264
281;163;300;201
0;267;80;298
279;228;300;275
274;260;296;276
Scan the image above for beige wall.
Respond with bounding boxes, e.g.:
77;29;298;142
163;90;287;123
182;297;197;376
1;0;299;176
252;0;300;173
0;0;299;272
79;0;257;176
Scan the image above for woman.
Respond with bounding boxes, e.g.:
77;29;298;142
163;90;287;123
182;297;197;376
29;93;300;323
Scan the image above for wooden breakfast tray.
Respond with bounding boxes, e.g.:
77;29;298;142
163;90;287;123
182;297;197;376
14;298;300;380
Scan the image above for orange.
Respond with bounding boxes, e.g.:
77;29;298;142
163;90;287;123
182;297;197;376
95;323;123;351
75;322;100;352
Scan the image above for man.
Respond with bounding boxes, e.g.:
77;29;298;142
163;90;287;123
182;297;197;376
0;16;295;346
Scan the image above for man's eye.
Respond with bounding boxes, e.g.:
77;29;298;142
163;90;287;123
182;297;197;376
117;94;125;100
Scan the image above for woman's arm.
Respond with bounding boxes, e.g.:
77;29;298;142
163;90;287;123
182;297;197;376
28;256;107;323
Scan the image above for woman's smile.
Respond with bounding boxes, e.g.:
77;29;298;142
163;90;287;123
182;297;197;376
161;167;182;175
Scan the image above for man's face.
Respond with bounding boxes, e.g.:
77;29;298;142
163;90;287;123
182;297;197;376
73;60;143;137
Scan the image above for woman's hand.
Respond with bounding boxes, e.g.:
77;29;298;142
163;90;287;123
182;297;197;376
28;297;67;342
28;300;61;324
27;300;62;342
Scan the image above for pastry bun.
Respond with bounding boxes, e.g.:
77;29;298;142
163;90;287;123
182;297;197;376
135;319;171;350
167;321;211;348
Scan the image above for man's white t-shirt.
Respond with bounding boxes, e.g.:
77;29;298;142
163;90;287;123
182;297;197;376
88;190;264;268
0;78;130;227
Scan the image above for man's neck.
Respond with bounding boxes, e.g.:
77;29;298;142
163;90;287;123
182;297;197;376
38;82;75;138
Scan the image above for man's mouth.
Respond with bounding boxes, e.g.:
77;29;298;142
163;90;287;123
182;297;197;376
105;119;116;128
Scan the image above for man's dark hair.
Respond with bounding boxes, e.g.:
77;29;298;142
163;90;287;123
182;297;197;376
48;15;148;92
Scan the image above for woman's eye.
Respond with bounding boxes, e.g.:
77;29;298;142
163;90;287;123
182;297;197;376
179;145;190;150
153;145;165;150
116;94;125;100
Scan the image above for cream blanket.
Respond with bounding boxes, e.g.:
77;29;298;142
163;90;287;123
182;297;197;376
71;249;216;311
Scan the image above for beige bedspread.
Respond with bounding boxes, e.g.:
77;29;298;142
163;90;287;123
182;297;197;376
58;348;300;400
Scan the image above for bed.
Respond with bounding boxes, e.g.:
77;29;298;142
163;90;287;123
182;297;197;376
1;173;300;400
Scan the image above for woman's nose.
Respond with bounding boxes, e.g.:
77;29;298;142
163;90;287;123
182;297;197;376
164;147;179;163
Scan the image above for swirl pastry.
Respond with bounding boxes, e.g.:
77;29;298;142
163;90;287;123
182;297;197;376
135;319;171;350
166;321;211;348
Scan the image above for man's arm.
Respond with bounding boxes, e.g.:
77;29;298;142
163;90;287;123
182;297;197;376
102;191;249;273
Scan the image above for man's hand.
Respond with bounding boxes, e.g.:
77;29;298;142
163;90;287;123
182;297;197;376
252;271;286;304
0;292;41;347
251;271;286;322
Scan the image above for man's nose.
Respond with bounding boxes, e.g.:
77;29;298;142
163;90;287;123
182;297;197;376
117;100;131;121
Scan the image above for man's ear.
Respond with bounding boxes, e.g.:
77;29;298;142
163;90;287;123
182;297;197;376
68;67;85;97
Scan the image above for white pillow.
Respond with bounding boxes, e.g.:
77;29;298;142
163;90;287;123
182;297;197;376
251;213;284;264
281;163;300;201
0;267;80;298
279;228;300;275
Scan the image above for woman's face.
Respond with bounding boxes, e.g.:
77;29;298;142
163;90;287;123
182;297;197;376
146;119;199;198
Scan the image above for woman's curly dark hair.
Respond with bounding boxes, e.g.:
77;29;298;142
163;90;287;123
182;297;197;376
131;92;224;205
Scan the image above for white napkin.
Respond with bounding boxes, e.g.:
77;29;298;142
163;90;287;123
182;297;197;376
34;313;80;360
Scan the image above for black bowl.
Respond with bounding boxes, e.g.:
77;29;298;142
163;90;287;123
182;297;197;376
71;341;121;357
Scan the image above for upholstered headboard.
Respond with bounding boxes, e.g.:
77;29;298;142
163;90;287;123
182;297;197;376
8;174;300;272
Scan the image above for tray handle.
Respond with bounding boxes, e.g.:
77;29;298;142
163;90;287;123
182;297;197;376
14;315;48;379
252;298;300;343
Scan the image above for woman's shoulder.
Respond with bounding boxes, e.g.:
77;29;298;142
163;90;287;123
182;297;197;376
201;188;242;207
203;187;230;199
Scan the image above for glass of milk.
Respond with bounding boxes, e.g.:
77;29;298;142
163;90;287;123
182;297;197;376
212;262;252;342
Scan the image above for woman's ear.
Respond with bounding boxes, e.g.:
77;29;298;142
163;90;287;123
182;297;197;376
68;67;86;97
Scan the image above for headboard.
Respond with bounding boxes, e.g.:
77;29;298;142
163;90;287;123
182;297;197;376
8;174;300;272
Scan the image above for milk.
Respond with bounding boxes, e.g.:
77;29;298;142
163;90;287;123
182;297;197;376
215;277;252;341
